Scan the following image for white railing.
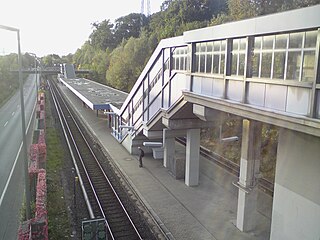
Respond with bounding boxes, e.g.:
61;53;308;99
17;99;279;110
110;36;187;141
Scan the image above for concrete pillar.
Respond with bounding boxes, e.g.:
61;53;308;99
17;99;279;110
270;129;320;240
163;129;175;168
236;119;262;232
185;128;200;186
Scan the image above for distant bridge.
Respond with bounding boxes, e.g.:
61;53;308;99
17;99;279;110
11;67;91;75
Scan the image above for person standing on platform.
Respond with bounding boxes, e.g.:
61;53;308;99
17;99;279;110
138;147;144;168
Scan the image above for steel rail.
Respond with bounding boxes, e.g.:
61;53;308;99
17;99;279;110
51;79;143;240
50;80;113;236
48;80;95;218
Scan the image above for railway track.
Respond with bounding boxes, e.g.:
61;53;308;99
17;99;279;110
47;76;273;238
49;80;144;240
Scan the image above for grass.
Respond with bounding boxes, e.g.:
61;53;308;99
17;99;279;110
45;91;71;239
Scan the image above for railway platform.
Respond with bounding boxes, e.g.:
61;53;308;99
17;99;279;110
57;82;272;240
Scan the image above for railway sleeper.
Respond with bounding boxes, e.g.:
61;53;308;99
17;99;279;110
112;233;139;240
108;215;130;223
105;211;127;218
93;183;108;188
97;196;117;203
109;223;133;231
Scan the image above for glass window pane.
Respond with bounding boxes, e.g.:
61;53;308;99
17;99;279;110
273;52;286;79
289;32;303;49
195;54;200;72
201;42;206;52
305;31;317;48
180;56;185;70
173;50;176;57
214;41;220;52
261;53;272;78
221;40;226;52
275;34;288;49
239;54;245;76
233;39;239;51
184;47;188;55
286;51;301;80
213;54;219;74
196;43;200;53
231;53;238;75
200;54;206;72
240;38;246;50
263;36;274;49
187;55;191;71
254;37;262;50
220;54;225;74
173;57;179;70
165;60;169;71
302;51;315;82
206;54;212;73
207;42;213;52
252;53;260;77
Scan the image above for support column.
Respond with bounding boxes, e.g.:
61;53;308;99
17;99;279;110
185;128;200;186
271;129;320;240
163;129;175;168
236;119;262;232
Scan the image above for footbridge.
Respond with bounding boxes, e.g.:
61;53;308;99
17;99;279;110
12;66;90;75
59;5;320;240
109;5;320;240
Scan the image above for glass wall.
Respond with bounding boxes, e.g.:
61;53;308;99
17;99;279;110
231;38;246;76
191;29;318;118
172;46;188;71
251;30;317;81
194;40;226;75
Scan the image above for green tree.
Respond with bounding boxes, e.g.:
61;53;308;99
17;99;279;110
42;54;62;67
211;0;320;26
106;34;153;92
0;54;19;105
151;0;227;40
227;0;256;20
253;0;320;15
60;54;73;64
73;41;96;69
114;13;148;44
90;20;115;50
90;49;111;83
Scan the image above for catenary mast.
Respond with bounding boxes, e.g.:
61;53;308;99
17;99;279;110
141;0;151;16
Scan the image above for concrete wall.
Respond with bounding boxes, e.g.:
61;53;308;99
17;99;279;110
122;133;154;155
64;63;76;79
271;129;320;240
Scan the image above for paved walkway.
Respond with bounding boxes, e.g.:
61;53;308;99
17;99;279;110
58;82;271;240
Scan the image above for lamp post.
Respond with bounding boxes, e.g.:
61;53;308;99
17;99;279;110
28;52;39;95
0;24;31;220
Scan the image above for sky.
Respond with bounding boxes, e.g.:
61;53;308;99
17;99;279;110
0;0;164;57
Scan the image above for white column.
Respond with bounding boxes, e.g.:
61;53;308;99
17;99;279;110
163;129;175;168
236;119;262;232
185;128;200;186
271;129;320;240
